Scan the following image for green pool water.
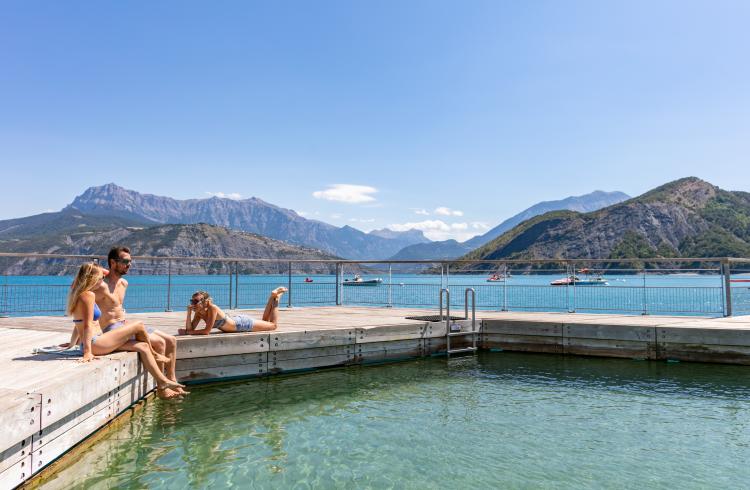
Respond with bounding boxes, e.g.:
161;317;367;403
43;353;750;489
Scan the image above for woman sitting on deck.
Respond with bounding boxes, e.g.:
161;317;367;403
66;263;184;394
178;287;287;335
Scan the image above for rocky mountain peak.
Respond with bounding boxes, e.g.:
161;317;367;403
635;177;717;209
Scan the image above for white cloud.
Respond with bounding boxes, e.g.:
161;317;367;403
330;213;343;219
312;184;377;204
389;220;473;241
349;218;375;223
206;191;242;200
471;222;491;230
413;208;430;216
434;207;463;217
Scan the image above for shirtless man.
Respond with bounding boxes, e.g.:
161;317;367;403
95;246;186;399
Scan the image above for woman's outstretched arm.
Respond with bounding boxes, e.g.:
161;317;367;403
78;292;97;362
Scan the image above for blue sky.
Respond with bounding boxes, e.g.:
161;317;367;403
1;1;748;241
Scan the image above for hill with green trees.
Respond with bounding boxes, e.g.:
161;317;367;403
459;177;750;269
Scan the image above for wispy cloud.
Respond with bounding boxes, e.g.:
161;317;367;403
330;213;343;219
413;208;430;216
313;184;377;204
471;222;490;230
349;218;376;223
389;220;474;241
434;207;463;217
206;191;242;200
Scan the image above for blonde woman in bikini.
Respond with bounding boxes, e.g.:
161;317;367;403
67;263;184;394
179;287;287;335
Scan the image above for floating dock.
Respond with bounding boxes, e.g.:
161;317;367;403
1;307;749;488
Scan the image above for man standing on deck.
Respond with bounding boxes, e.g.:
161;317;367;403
95;246;186;399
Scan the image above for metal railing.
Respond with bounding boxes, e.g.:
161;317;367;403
0;252;748;318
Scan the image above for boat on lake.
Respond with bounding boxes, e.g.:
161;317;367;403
551;271;609;286
343;275;383;286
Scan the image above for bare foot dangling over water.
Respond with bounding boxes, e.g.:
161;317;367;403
157;387;182;400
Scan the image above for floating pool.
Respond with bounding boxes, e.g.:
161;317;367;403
42;353;750;488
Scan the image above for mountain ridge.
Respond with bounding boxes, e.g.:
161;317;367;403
459;177;750;268
64;183;428;259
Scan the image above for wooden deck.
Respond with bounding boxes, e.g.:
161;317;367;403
1;306;749;489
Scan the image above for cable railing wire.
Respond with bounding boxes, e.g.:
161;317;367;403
0;254;743;318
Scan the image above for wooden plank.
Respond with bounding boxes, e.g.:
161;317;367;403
177;334;269;359
563;338;652;359
32;355;122;433
658;343;750;365
176;362;268;382
564;323;654;342
658;327;750;347
482;320;562;337
270;345;353;362
268;329;355;351
30;405;113;475
356;339;423;363
481;333;563;354
32;390;116;453
0;454;31;490
355;323;428;343
267;354;354;374
178;352;267;371
0;391;39;474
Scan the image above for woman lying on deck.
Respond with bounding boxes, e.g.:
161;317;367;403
178;287;287;335
66;263;184;393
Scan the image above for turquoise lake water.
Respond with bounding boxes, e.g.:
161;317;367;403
3;273;750;316
42;352;750;489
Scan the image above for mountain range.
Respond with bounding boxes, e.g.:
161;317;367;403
460;177;750;268
64;184;429;260
4;178;738;275
0;220;341;275
389;190;630;261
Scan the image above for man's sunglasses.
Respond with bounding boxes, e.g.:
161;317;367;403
190;298;204;305
115;258;133;265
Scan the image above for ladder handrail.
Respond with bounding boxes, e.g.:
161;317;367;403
465;287;476;333
465;288;477;352
439;288;450;324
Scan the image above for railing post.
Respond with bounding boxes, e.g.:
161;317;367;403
234;262;239;309
335;262;341;306
165;260;172;312
724;258;733;317
387;263;392;308
565;262;571;313
571;263;577;313
228;262;233;310
287;261;292;308
502;263;508;311
641;268;648;315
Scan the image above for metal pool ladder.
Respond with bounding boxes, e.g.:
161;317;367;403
439;288;478;357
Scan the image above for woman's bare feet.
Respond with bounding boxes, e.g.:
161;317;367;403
271;287;288;303
175;387;191;395
156;387;182;400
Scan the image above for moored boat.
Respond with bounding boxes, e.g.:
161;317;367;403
343;275;383;286
550;274;609;286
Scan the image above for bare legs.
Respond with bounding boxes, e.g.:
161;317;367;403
98;322;186;399
252;287;287;331
151;330;187;395
91;323;183;392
